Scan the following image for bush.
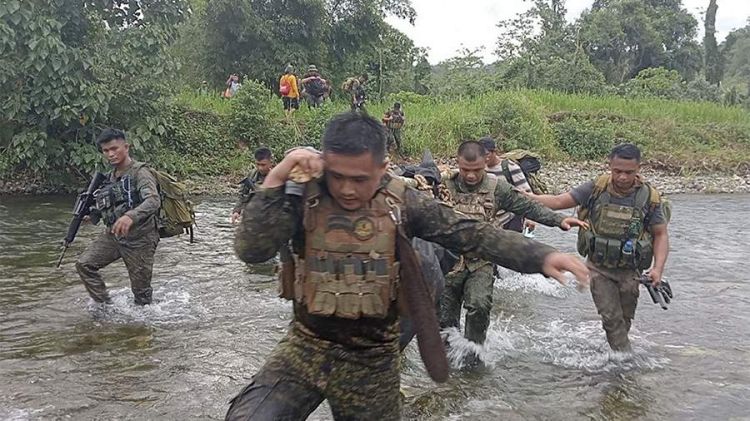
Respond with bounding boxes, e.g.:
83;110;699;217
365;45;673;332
620;67;684;100
552;116;616;160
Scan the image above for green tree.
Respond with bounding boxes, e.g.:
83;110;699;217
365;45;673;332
177;0;417;97
496;0;607;94
579;0;702;83
0;0;187;175
721;20;750;97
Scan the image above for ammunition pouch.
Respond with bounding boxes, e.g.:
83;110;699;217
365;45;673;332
580;233;653;270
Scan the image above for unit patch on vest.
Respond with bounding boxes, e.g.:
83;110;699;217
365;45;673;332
353;216;375;241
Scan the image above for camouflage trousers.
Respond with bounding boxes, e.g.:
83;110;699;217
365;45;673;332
75;230;159;305
439;264;495;345
387;128;402;152
588;262;640;351
226;327;401;420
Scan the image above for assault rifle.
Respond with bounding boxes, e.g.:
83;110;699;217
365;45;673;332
639;274;674;310
56;172;107;267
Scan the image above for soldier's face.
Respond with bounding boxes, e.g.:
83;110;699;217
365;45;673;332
324;151;387;211
458;157;486;186
609;157;640;190
100;139;130;167
256;159;273;175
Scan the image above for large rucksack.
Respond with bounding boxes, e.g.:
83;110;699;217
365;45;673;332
148;168;196;242
500;149;548;194
306;78;326;97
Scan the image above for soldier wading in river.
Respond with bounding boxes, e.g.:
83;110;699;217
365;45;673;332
75;129;161;305
226;112;590;420
528;143;670;351
438;140;588;357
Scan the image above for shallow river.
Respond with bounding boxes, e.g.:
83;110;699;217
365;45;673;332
0;194;748;420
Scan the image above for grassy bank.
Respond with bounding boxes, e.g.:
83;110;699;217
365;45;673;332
173;88;750;176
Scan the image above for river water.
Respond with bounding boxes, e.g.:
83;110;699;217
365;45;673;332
0;194;748;420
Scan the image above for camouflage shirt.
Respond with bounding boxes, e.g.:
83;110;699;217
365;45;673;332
107;160;160;239
233;169;268;214
235;175;557;350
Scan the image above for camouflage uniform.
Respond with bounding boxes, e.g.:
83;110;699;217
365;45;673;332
383;109;404;152
228;175;557;420
232;169;268;214
75;161;161;305
571;178;666;351
439;173;566;345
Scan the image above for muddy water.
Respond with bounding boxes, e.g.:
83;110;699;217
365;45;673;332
0;194;748;420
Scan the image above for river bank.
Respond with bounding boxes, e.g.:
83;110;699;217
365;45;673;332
2;160;747;197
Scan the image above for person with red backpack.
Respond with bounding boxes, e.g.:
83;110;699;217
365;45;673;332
279;65;300;118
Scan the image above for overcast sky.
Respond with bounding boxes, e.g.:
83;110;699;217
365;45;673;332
386;0;750;64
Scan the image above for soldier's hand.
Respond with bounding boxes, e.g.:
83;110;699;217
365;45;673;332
82;215;91;224
560;217;589;231
645;267;662;287
230;211;241;224
263;148;323;188
286;148;324;182
111;215;134;238
541;252;590;288
524;221;536;231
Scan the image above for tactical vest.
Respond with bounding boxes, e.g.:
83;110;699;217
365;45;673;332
576;174;661;271
386;111;404;129
92;165;144;226
294;178;406;319
444;173;498;272
444;173;498;222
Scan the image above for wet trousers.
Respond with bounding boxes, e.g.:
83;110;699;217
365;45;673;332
439;264;495;345
588;262;640;351
75;230;159;305
226;327;401;421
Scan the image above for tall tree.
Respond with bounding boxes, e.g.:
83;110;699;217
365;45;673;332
496;0;607;94
579;0;702;83
704;0;721;85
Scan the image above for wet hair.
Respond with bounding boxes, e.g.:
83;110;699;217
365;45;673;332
322;112;386;163
393;102;401;109
609;143;641;162
254;147;272;161
457;140;486;162
96;128;127;149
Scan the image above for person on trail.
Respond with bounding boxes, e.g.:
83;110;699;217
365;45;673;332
527;143;670;352
226;112;589;420
301;65;329;108
437;140;588;362
342;74;368;111
230;147;274;224
279;65;300;117
76;129;161;306
479;137;535;233
224;74;241;99
382;102;405;154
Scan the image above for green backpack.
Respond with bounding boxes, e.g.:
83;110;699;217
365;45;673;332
499;149;549;194
149;168;196;242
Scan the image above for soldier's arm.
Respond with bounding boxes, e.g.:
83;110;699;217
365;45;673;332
405;188;555;274
124;168;161;226
526;192;577;210
651;223;669;272
494;180;565;228
234;187;302;263
232;178;253;214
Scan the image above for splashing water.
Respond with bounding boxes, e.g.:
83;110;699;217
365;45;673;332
494;268;576;298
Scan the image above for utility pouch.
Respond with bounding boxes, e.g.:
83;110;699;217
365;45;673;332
635;239;654;270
